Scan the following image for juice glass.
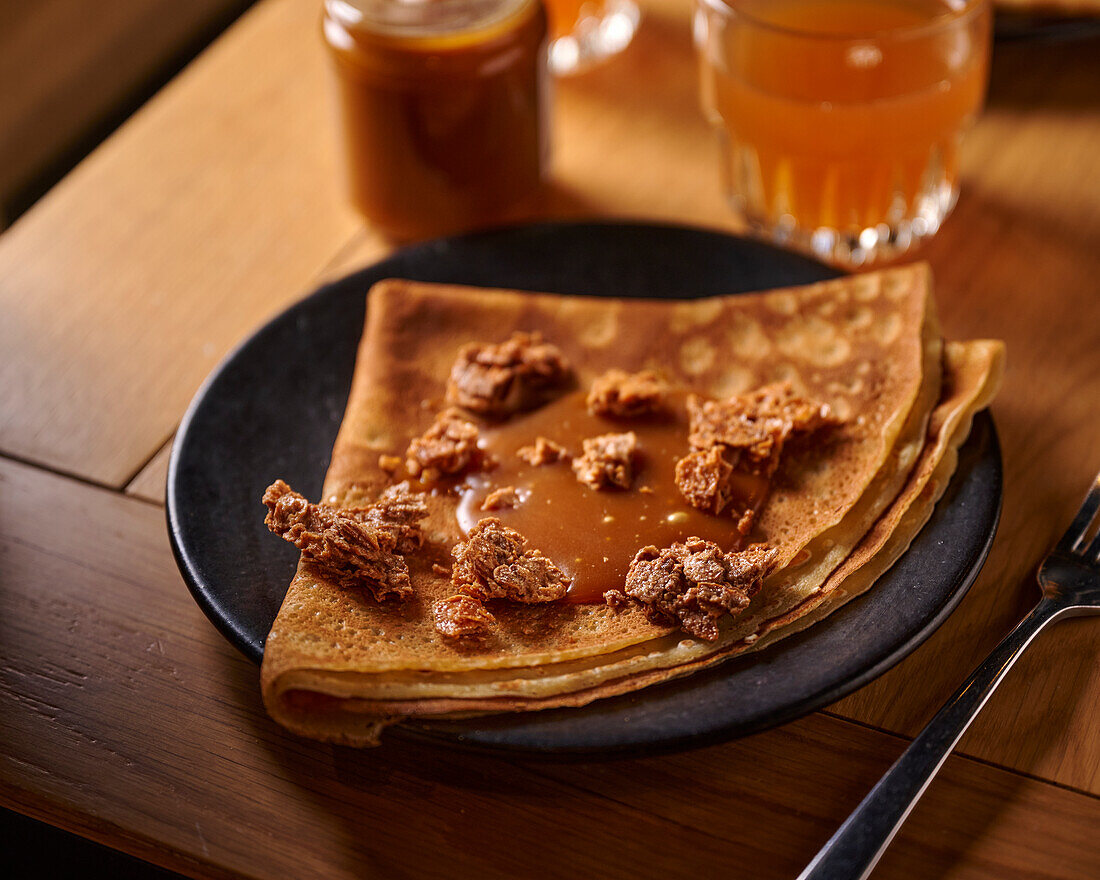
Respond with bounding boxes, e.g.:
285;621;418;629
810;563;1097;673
694;0;992;266
544;0;640;74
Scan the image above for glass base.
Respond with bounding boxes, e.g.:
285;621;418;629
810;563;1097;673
738;180;959;269
549;0;641;76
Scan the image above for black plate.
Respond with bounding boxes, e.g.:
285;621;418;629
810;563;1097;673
167;221;1001;757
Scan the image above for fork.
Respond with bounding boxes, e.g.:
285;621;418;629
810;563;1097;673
799;470;1100;880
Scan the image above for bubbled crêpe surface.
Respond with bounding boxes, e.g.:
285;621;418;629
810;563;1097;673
261;266;951;744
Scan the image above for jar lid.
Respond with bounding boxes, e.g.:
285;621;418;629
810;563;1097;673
324;0;534;37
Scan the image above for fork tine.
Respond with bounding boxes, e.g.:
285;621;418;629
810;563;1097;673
1057;470;1100;554
1087;531;1100;562
1086;496;1100;560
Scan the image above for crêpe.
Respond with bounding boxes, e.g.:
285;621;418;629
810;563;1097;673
383;338;1004;713
261;266;959;744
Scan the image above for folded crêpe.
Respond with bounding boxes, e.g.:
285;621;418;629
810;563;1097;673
260;265;1001;745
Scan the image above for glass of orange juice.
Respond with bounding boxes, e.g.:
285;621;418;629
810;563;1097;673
544;0;641;74
694;0;992;267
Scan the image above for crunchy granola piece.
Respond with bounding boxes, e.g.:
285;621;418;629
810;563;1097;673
446;331;571;417
743;382;838;434
361;481;429;553
673;448;761;534
491;554;569;602
452;518;570;603
571;432;637;491
605;539;777;640
676;383;838;518
686;394;782;472
687;382;836;459
586;369;669;418
406;407;480;482
517;436;568;466
432;594;496;639
432;563;452;577
675;446;736;517
481;485;521;511
262;480;428;602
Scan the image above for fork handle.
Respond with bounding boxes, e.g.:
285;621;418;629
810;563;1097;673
798;595;1071;880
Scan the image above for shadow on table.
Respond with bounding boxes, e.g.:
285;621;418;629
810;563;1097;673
1;808;185;880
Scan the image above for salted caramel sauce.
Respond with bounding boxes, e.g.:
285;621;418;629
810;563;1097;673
456;389;768;602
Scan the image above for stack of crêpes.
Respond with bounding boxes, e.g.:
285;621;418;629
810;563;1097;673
260;264;1003;745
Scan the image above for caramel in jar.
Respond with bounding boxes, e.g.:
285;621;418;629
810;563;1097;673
323;0;549;240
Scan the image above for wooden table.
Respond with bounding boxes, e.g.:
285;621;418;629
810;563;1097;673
2;0;1098;876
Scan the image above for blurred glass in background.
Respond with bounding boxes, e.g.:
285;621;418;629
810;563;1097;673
545;0;641;74
695;0;993;267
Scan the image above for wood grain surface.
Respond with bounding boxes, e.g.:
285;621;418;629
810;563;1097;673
0;0;360;486
1;0;1099;875
126;438;173;505
0;0;252;225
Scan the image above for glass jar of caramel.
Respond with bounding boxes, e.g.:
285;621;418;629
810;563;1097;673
322;0;550;240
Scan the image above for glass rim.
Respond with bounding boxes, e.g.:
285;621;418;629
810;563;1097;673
695;0;990;42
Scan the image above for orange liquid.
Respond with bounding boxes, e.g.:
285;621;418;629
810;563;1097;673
701;0;991;234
